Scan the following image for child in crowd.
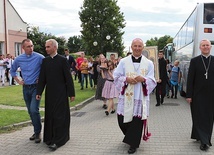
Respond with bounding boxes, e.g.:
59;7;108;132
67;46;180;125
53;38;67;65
79;58;89;90
169;60;181;99
101;60;119;116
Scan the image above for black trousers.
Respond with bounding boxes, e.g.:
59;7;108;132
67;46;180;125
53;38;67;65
155;83;166;104
117;115;143;148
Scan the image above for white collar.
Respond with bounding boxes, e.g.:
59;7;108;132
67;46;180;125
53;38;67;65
201;54;210;58
51;53;58;58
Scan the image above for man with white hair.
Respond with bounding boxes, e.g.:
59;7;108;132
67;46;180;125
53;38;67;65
36;39;75;151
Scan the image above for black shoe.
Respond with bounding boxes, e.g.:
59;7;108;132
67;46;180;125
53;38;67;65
111;110;115;114
161;98;164;104
156;103;160;106
29;134;35;140
128;147;136;154
102;104;107;109
171;95;174;98
80;87;83;90
105;111;109;116
35;133;41;143
200;144;209;151
46;141;51;145
49;144;58;151
167;95;170;98
174;96;177;99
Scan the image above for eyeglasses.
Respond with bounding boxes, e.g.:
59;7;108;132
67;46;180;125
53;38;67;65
26;45;34;48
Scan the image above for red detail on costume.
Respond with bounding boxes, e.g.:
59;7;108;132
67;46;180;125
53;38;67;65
121;83;128;95
142;83;148;96
142;119;151;141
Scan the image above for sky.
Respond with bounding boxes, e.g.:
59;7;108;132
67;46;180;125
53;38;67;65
9;0;211;51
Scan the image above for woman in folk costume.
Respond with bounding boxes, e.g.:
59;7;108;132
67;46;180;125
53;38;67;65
113;38;156;154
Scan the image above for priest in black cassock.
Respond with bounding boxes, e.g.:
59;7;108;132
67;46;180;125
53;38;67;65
36;39;75;151
155;50;167;106
186;39;214;151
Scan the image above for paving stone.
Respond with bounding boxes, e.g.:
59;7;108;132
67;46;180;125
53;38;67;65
0;94;214;154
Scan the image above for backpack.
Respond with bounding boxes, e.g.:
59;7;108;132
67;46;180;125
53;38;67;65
170;65;180;73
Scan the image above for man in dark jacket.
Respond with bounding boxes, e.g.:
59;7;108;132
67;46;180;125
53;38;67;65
155;50;167;106
186;39;214;151
64;48;76;72
36;39;75;151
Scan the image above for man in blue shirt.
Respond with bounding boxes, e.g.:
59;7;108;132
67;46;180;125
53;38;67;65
10;39;44;143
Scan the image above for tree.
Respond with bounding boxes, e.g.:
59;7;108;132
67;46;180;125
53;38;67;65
157;35;173;51
145;37;158;47
79;0;126;57
145;35;173;51
67;35;83;53
27;26;66;56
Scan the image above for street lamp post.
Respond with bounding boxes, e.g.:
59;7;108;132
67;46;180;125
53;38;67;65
94;25;111;54
93;34;111;55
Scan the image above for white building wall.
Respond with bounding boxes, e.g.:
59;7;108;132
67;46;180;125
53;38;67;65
0;0;5;41
0;0;27;55
6;1;27;32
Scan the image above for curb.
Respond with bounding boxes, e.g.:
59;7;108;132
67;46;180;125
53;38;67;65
0;96;95;131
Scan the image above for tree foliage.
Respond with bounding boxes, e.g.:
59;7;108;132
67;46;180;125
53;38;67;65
145;35;173;51
79;0;126;57
67;35;83;53
27;26;66;56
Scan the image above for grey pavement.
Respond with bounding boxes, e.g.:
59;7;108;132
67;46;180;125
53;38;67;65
0;94;214;155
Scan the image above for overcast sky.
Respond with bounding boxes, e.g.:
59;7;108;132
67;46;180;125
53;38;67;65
9;0;210;51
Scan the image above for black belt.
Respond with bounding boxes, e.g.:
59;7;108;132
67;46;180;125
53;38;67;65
23;84;37;87
106;79;114;82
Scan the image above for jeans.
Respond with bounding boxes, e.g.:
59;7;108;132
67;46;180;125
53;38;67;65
88;73;94;88
171;84;178;97
81;73;88;88
23;84;42;134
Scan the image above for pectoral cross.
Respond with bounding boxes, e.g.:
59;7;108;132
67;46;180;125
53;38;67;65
204;72;208;79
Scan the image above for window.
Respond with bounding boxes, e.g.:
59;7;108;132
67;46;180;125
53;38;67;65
204;3;214;24
15;43;22;56
0;42;4;55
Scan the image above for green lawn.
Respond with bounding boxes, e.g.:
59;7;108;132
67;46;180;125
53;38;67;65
0;109;44;127
0;78;96;131
0;79;96;107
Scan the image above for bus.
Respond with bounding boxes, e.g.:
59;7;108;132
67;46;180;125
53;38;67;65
163;43;174;63
164;2;214;97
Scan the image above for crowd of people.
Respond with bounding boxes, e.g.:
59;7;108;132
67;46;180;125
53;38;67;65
1;38;214;154
0;53;16;86
155;50;182;107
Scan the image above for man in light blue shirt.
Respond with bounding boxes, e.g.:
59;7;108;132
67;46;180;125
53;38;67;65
10;39;44;143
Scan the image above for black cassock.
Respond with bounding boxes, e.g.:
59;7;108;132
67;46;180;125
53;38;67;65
155;58;167;102
37;54;75;147
186;55;214;146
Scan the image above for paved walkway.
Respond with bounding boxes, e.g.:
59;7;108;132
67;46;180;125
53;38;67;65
0;94;214;155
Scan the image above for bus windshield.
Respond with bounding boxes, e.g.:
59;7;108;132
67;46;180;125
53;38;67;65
204;3;214;24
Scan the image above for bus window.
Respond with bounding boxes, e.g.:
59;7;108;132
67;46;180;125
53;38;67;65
204;3;214;24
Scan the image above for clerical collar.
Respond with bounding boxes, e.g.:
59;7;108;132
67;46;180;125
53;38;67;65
132;55;142;63
132;55;141;59
51;53;58;58
201;54;210;59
